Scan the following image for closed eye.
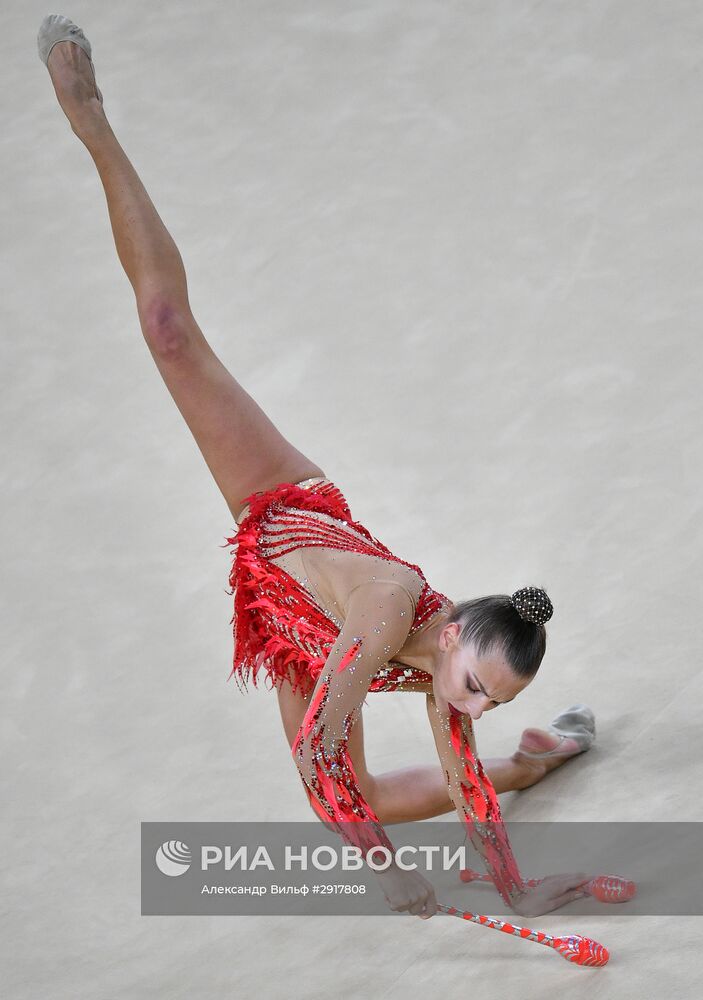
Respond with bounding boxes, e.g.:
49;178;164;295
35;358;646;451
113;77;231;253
466;675;501;706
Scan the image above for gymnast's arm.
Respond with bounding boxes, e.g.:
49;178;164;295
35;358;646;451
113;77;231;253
425;691;527;910
291;581;438;916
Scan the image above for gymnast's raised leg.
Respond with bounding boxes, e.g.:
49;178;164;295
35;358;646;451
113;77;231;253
42;29;323;522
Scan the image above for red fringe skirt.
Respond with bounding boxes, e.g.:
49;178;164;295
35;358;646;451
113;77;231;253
221;478;442;697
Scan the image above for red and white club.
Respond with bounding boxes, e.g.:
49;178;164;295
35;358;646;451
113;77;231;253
459;868;637;903
437;900;609;967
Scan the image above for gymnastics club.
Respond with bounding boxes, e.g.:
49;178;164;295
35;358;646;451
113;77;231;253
459;868;637;904
436;901;609;967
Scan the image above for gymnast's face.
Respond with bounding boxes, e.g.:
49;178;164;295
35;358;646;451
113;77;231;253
434;622;532;721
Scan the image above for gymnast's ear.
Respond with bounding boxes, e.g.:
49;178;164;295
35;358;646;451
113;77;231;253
438;621;462;650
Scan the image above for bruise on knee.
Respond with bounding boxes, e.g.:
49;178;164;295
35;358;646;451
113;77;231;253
140;299;194;359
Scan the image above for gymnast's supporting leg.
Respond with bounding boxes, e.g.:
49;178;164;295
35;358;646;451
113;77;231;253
44;38;323;521
366;753;552;824
278;677;558;824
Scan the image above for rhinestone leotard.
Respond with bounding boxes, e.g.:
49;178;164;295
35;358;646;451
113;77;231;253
222;477;526;906
223;477;451;697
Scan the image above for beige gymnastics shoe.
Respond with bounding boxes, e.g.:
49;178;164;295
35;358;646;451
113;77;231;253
37;14;103;105
518;704;596;759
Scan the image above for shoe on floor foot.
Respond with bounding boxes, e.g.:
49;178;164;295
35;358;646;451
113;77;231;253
37;14;103;105
518;703;596;759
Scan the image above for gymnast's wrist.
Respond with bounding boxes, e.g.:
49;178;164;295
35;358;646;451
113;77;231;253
508;882;530;915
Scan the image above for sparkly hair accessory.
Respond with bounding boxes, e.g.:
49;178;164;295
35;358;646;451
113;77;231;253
509;586;553;625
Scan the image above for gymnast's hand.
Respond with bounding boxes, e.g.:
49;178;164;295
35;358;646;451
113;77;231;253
376;863;438;919
511;872;594;917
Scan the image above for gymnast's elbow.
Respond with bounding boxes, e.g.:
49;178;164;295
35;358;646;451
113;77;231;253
290;733;329;819
291;728;313;784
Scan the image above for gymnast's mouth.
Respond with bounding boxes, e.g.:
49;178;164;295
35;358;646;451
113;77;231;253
447;702;465;718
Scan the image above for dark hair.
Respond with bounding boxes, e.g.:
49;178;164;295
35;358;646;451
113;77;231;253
446;587;553;679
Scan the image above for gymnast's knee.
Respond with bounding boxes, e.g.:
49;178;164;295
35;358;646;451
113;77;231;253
139;298;196;359
357;772;382;815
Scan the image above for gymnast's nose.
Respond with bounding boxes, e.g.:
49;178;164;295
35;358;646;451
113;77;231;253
456;700;482;720
468;695;493;720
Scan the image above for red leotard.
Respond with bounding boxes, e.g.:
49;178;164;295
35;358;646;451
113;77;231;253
222;477;526;906
223;477;449;696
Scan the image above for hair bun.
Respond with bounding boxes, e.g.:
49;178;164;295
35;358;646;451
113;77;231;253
510;586;553;625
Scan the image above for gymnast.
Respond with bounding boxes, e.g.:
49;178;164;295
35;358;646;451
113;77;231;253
38;15;598;921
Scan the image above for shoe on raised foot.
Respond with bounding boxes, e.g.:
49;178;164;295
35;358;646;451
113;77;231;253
37;14;103;105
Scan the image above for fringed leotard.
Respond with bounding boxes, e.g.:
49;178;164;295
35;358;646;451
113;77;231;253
224;476;450;697
222;477;526;907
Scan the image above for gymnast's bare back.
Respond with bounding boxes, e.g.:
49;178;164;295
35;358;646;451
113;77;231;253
236;476;434;653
